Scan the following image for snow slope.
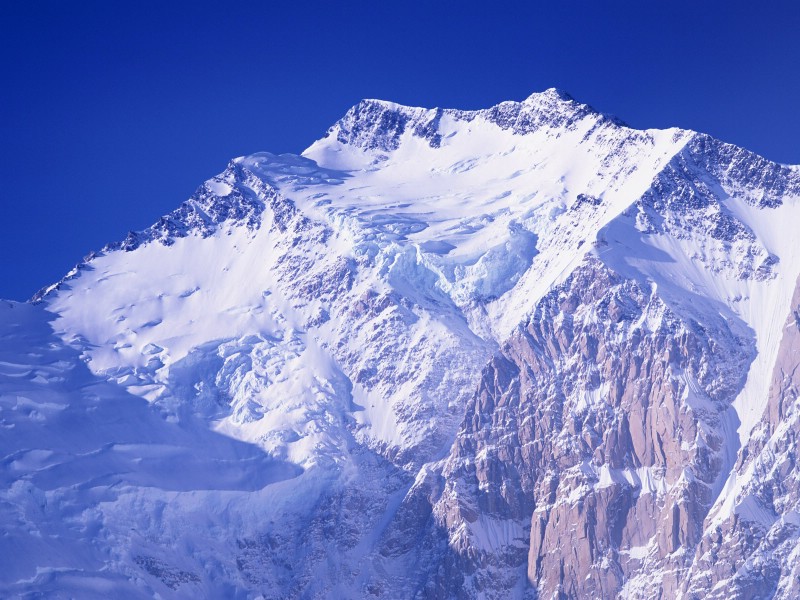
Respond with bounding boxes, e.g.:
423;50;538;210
0;301;301;598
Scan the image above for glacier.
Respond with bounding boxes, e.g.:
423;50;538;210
4;89;800;598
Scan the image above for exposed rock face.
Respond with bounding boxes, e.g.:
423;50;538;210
405;258;751;599
684;275;800;600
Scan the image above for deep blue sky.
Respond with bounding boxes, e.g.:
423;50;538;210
2;1;799;300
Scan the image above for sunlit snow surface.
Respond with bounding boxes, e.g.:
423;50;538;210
5;90;800;596
45;91;693;464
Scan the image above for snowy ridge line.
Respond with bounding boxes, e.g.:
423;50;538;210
328;88;627;153
32;89;798;308
31;159;286;303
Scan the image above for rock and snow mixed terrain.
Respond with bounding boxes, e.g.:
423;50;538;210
3;89;800;598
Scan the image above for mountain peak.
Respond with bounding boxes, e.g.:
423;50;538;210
11;86;800;599
525;86;574;102
314;89;616;158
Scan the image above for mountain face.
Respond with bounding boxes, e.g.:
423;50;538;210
4;89;800;598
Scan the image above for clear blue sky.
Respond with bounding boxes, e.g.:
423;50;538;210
2;1;799;300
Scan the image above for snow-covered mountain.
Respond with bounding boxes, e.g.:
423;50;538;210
4;89;800;598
